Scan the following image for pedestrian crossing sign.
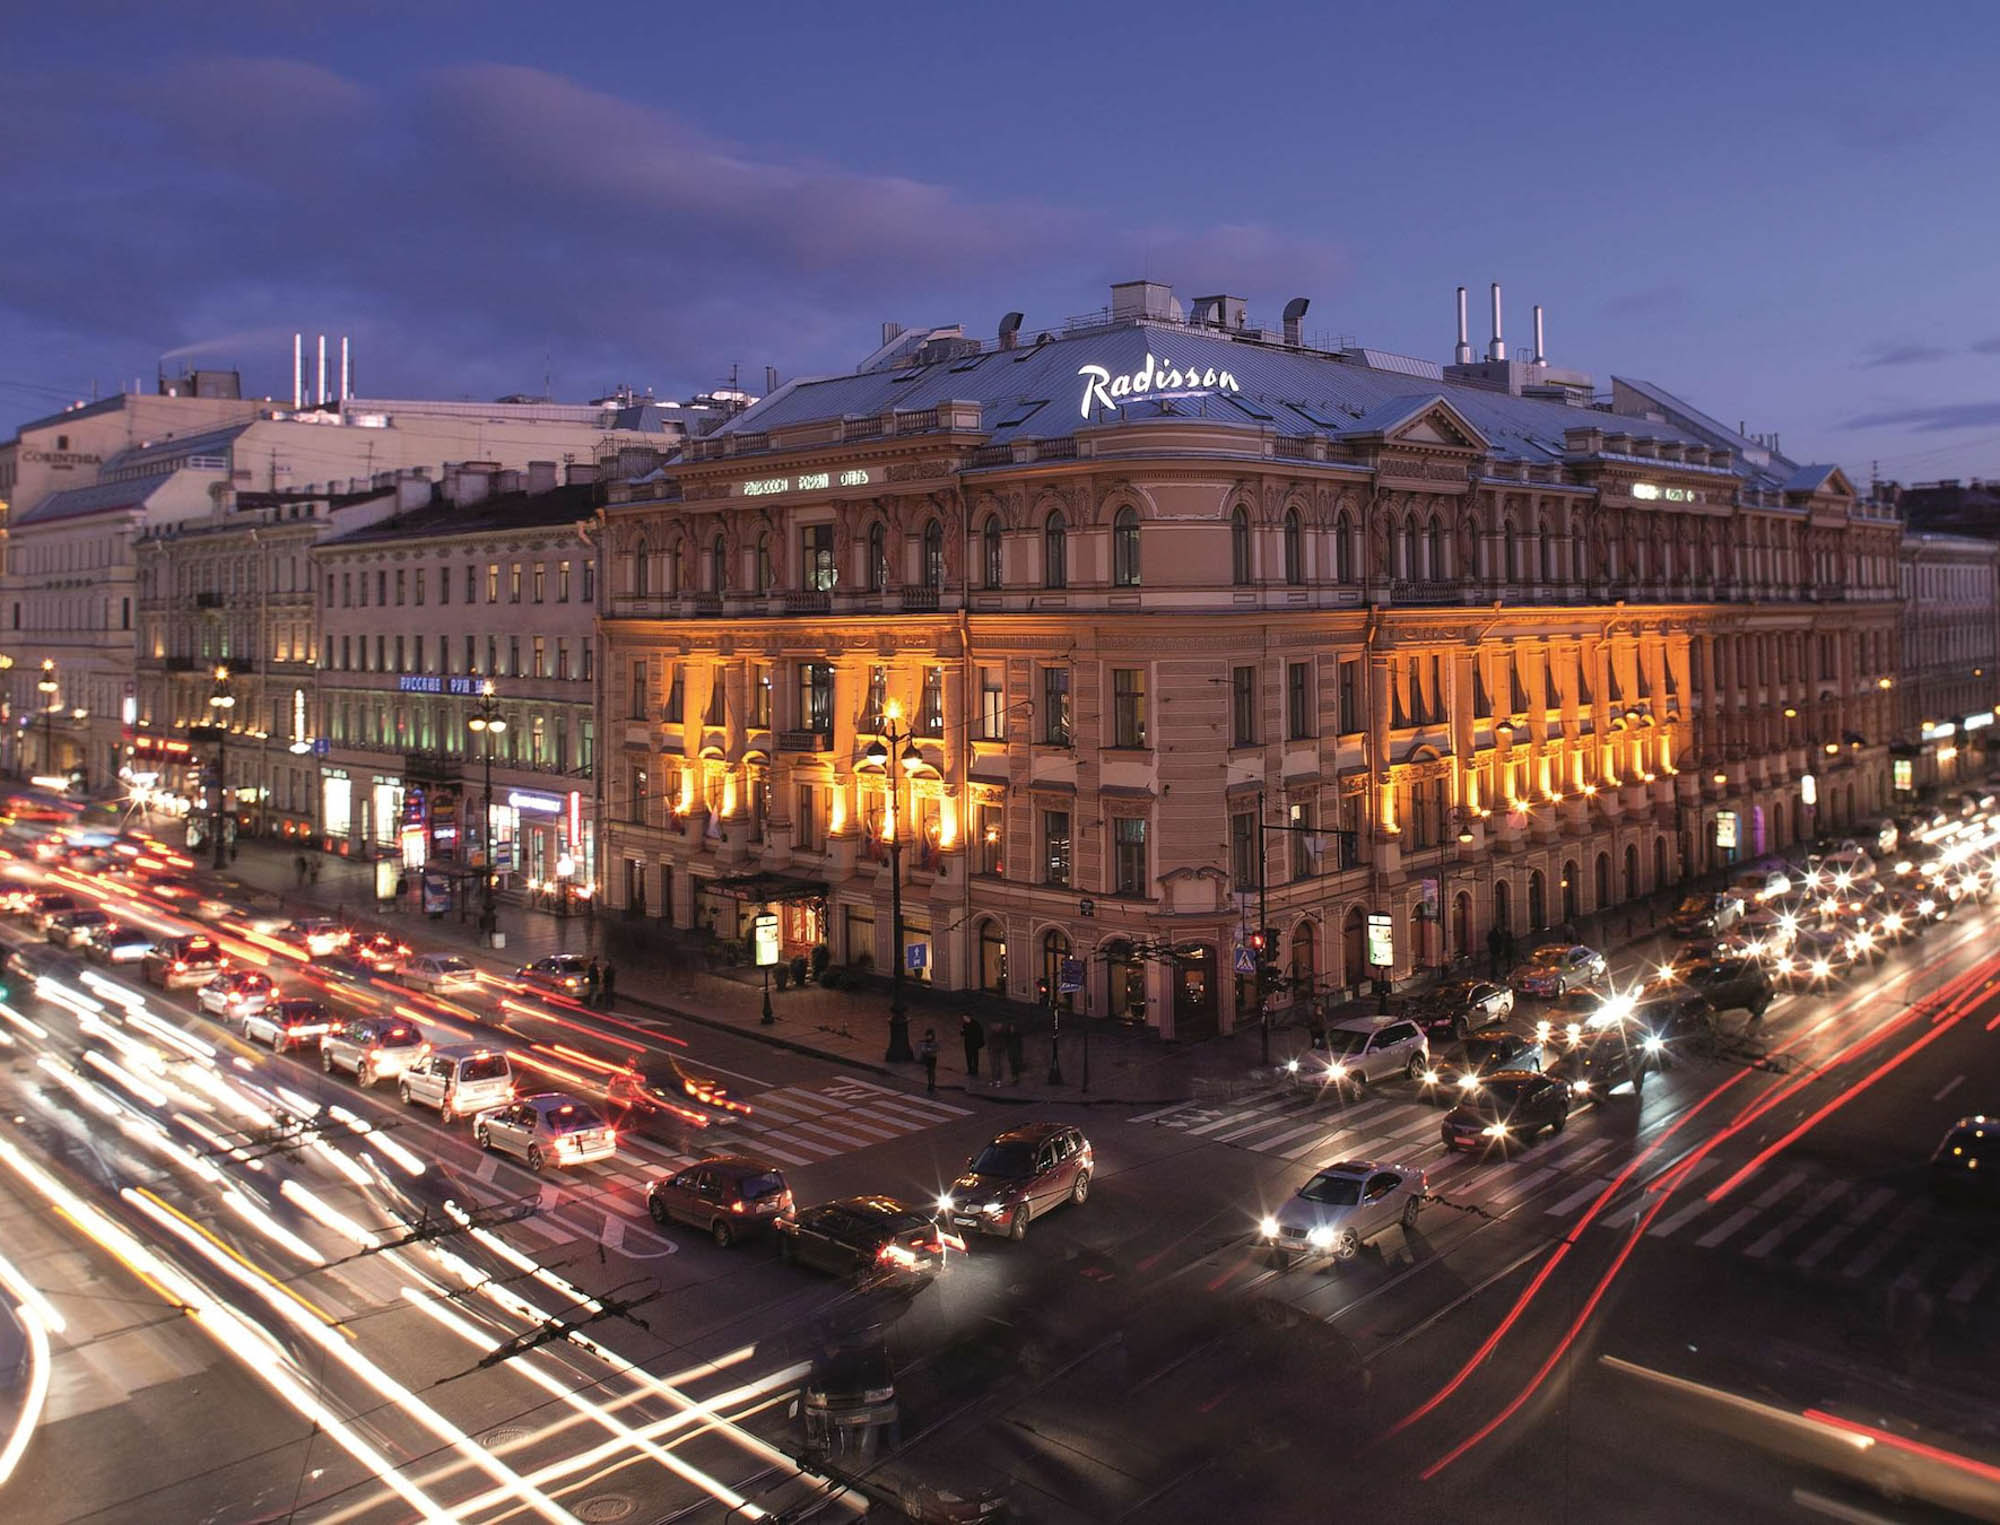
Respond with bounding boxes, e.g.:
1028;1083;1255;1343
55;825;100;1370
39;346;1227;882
1233;944;1258;975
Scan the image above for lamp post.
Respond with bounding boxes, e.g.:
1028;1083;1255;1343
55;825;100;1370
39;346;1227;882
207;666;234;870
466;681;507;932
37;659;58;784
863;704;923;1065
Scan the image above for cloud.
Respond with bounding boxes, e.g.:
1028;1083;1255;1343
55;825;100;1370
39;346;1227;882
1860;342;1951;368
0;58;1343;410
1972;336;2000;356
1601;282;1686;318
1844;401;2000;433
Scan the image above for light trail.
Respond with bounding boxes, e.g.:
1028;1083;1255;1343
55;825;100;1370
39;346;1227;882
0;1245;57;1487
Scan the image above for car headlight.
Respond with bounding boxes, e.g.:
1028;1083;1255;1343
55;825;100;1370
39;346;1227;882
1284;1058;1300;1073
1642;1034;1665;1054
1259;1215;1281;1239
1307;1225;1335;1250
1458;1074;1481;1090
1811;959;1831;978
1573;1079;1592;1094
1655;963;1676;982
936;1193;955;1213
983;1201;1006;1215
1483;1123;1511;1139
1421;1069;1441;1084
1919;898;1936;915
1775;956;1794;974
1326;1063;1348;1082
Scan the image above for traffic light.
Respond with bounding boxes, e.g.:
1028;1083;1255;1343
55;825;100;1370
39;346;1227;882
1255;926;1282;996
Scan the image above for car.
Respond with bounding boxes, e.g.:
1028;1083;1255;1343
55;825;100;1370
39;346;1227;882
1931;1116;1998;1204
1772;925;1854;989
398;1044;515;1122
1510;943;1609;998
1732;865;1795;903
196;969;275;1019
939;1123;1093;1241
646;1155;794;1246
1407;977;1515;1041
1879;886;1942;938
1441;1070;1573;1151
775;1196;950;1286
1805;849;1876;890
26;892;82;931
45;906;111;946
1256;1159;1426;1267
517;953;592;994
83;921;156;964
350;932;411;972
1734;908;1800;962
1653;953;1772;1020
1285;1015;1429;1091
143;933;228;988
473;1092;617;1170
276;918;351;957
1668;892;1745;939
0;887;41;916
1544;1022;1659;1098
242;997;335;1052
319;1016;426;1086
604;1055;753;1130
1420;1025;1545;1103
801;1333;899;1457
400;952;480;994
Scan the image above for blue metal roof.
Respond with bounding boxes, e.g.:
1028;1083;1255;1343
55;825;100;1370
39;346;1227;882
102;423;252;472
11;476;164;529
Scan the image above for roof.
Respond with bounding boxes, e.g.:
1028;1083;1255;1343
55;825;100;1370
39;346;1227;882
1782;464;1840;494
318;481;600;548
1610;376;1790;469
11;476;164;528
101;423;254;474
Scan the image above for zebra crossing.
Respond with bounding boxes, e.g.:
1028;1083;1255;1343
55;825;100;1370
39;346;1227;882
1143;1089;1998;1308
724;1076;972;1167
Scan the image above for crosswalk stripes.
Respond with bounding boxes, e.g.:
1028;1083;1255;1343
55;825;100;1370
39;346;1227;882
1841;1201;1926;1280
1696;1169;1804;1248
1947;1256;1996;1305
1743;1181;1850;1259
1794;1185;1896;1270
721;1080;974;1165
1603;1157;1720;1230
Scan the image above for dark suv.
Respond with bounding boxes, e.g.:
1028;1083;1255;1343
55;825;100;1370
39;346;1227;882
941;1123;1093;1241
1658;955;1772;1020
646;1155;793;1247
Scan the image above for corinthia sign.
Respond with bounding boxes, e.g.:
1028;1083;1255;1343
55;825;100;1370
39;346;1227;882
1077;354;1239;418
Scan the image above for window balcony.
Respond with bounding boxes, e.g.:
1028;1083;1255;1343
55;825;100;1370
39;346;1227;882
777;728;832;753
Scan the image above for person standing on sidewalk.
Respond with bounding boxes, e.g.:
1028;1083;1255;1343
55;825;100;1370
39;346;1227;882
309;858;321;887
1486;924;1504;979
295;854;308;889
960;1014;985;1077
599;962;617;1011
585;958;601;1005
918;1028;940;1094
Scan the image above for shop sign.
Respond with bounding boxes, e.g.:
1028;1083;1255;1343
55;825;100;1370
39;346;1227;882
752;912;780;968
1630;482;1701;503
397;675;484;696
1366;912;1394;968
1077;354;1239;417
1893;758;1913;792
1800;773;1818;807
508;789;564;814
1923;721;1957;742
1715;809;1739;850
738;467;874;497
567;790;583;847
1965;711;1995;732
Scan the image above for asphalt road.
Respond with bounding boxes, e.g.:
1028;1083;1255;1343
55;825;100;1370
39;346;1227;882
1;846;1996;1523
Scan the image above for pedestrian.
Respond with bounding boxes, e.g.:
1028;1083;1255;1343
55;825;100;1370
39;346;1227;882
599;962;617;1010
1306;1002;1328;1052
309;859;321;886
1006;1021;1024;1083
1486;923;1504;978
1557;920;1578;945
295;854;308;888
987;1021;1005;1081
960;1013;985;1077
918;1027;939;1094
585;957;601;1005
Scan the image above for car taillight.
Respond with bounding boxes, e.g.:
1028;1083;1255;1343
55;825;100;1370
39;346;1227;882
173;960;186;971
876;1242;919;1270
729;1199;747;1213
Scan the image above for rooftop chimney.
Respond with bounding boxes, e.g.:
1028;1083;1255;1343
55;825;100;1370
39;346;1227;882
292;333;303;409
317;335;328;406
1111;280;1176;321
526;460;558;494
340;336;351;403
998;311;1024;351
1532;305;1546;365
1454;287;1473;365
1487;283;1506;363
1282;296;1309;346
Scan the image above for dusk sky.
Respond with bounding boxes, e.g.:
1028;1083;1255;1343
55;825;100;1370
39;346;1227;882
3;0;1995;481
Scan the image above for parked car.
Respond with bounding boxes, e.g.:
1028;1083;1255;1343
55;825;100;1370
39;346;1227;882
319;1016;426;1087
45;907;111;947
1668;892;1745;939
1441;1071;1573;1152
939;1123;1093;1241
1257;1159;1426;1267
1510;943;1609;998
1285;1015;1429;1090
1931;1116;1998;1205
1420;1025;1544;1103
400;952;480;995
517;953;592;994
142;933;228;989
83;920;156;965
473;1092;616;1170
398;1044;515;1122
1654;953;1772;1020
1407;977;1515;1041
646;1155;794;1247
350;932;411;972
196;969;275;1020
776;1196;949;1287
242;997;335;1053
605;1055;753;1128
275;918;351;957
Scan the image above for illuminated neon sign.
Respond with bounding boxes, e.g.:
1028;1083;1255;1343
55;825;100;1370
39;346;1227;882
738;467;873;497
1631;482;1701;503
1077;354;1238;418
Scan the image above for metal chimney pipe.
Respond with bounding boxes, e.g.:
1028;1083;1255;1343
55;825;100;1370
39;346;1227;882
1454;286;1472;365
1533;305;1546;365
316;335;327;406
292;333;302;409
1487;283;1506;362
340;336;350;402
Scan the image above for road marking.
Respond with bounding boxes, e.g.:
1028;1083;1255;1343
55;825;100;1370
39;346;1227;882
1131;1100;1195;1124
1185;1100;1292;1137
1604;1158;1718;1229
1794;1186;1896;1270
1694;1206;1759;1249
1933;1073;1966;1103
1743;1181;1848;1260
1546;1179;1612;1217
1947;1254;1996;1305
1839;1201;1927;1280
1251;1119;1347;1154
1213;1110;1316;1145
1483;1167;1557;1207
474;1154;501;1183
1892;1246;1940;1293
600;1215;626;1254
748;1141;813;1168
1791;1488;1906;1525
1542;1136;1616;1172
852;1076;971;1115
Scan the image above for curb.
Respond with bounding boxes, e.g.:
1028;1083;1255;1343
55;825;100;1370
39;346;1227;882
618;992;904;1081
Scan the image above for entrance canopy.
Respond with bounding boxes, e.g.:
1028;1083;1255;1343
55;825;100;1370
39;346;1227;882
705;871;829;906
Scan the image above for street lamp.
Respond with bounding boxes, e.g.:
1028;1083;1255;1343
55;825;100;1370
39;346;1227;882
863;703;923;1065
466;681;507;932
36;659;58;783
207;666;234;870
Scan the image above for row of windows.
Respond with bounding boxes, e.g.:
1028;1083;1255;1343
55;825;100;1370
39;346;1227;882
323;630;593;681
12;597;131;632
326;559;594;610
325;698;594;769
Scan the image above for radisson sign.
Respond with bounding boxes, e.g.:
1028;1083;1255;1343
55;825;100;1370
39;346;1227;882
1077;354;1239;418
737;467;876;497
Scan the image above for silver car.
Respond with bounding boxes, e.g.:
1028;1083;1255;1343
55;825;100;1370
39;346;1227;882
401;952;480;995
398;1044;515;1123
319;1016;426;1087
1285;1016;1429;1090
1258;1160;1427;1266
473;1092;617;1171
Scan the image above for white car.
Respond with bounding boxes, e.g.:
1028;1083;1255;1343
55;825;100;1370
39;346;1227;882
242;997;335;1053
401;952;480;994
473;1093;617;1171
399;1044;515;1123
196;970;275;1019
1258;1159;1427;1266
1285;1016;1429;1090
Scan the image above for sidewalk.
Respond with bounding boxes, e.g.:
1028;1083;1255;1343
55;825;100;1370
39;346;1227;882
212;838;1690;1110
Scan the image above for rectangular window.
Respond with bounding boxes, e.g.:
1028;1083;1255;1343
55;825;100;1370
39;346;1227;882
800;662;834;734
751;665;772;729
487;635;498;676
919;667;944;737
1041;809;1072;887
1041;666;1072;746
465;564;476;604
465;634;476;674
796;783;819;852
1230;810;1259;890
978;666;1006;740
802;524;836;591
414;568;426;606
377;569;387;605
582;562;595;603
581;640;592;681
394;635;405;673
1113;816;1148;896
704;664;726;726
580;719;594;772
440;563;450;605
559;560;571;603
396;569;406;606
1112;667;1148;748
509;563;523;603
664;662;684;724
341;634;352;670
1287;661;1312;740
375;634;386;671
487;564;499;604
1232;665;1258;746
532;563;545;603
1339;659;1361;735
1289;801;1318;880
630;660;650;720
863;666;887;732
976;802;1004;876
532;636;546;679
508;636;520;677
555;638;569;681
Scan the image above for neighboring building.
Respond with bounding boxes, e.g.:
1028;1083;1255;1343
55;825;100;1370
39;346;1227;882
599;280;1900;1039
313;467;601;907
1896;530;2000;791
1898;478;2000;538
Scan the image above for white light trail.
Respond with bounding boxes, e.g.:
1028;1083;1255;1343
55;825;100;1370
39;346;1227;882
326;1106;426;1177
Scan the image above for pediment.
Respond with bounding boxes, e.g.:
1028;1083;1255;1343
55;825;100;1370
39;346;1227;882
1362;394;1491;453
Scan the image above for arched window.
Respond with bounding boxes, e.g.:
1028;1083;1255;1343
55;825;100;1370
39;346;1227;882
1505;519;1522;582
922;519;944;591
1288;921;1317;995
1528;869;1547;931
709;533;728;593
1231;507;1251;585
755;532;773;593
1112;505;1141;587
1427;514;1445;580
1395;516;1413;580
982;516;1004;589
1342;906;1366;985
866;521;887;592
1283;507;1304;585
1044;511;1067;589
633;538;651;597
1624;843;1640;899
1494;878;1513;933
1561;860;1579;925
1571;529;1588;586
1042;927;1074;1013
1654;834;1670;889
1540;522;1557;583
1334;512;1355;582
1594;852;1611;909
978;919;1007;995
1105;938;1145;1022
